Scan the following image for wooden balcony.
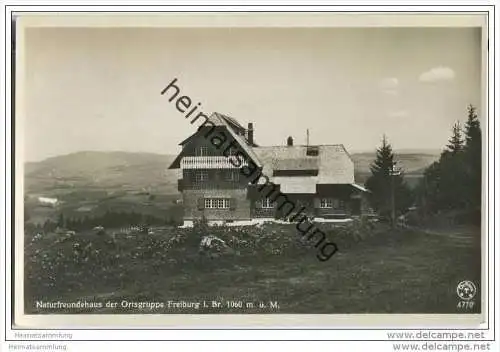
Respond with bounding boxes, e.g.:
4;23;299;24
180;156;248;169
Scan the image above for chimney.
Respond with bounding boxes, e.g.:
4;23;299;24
247;123;254;145
287;136;293;146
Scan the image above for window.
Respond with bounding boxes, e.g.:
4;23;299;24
204;198;230;209
204;199;212;208
196;146;209;156
194;170;208;182
320;198;333;208
319;198;344;209
261;198;275;209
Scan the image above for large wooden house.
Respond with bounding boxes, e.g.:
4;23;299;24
168;112;369;226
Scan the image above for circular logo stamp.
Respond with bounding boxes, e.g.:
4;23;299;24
457;280;477;301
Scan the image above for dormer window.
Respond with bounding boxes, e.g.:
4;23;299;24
273;169;318;177
306;146;319;156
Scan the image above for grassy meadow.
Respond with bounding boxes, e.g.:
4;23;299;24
24;221;481;314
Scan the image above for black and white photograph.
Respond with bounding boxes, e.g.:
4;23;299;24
17;13;485;320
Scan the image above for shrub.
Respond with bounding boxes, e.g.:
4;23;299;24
24;219;384;305
192;215;210;236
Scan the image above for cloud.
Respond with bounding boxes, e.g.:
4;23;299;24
419;66;455;82
388;110;409;118
379;77;399;95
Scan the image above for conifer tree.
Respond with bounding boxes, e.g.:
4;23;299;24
418;104;481;215
419;161;442;213
432;123;464;209
463;104;482;209
465;105;481;147
445;121;464;155
366;135;413;219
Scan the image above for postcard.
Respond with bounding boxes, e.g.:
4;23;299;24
13;11;489;328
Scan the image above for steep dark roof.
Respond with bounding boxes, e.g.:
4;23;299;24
168;112;262;169
169;113;359;192
207;113;262;167
212;112;246;133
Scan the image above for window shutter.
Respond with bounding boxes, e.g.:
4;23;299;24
333;199;340;209
230;198;237;210
197;198;205;210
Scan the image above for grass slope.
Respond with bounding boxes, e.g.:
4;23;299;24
25;223;480;314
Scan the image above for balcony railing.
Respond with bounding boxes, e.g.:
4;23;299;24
180;156;248;169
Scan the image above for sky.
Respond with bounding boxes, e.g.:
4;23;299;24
23;26;482;162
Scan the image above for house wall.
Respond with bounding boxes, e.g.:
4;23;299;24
176;128;368;221
315;185;358;218
179;126;253;221
182;126;249;158
182;182;368;221
183;136;219;156
252;202;276;218
183;189;251;221
182;173;250;220
182;169;247;189
247;182;362;220
250;192;350;220
248;185;276;218
282;194;315;218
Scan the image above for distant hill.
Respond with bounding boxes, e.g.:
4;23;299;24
25;151;180;196
24;150;440;197
351;150;440;186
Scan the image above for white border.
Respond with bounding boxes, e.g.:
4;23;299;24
2;4;498;347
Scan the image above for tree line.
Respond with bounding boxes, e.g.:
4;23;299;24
417;105;481;221
366;104;481;225
27;210;181;234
